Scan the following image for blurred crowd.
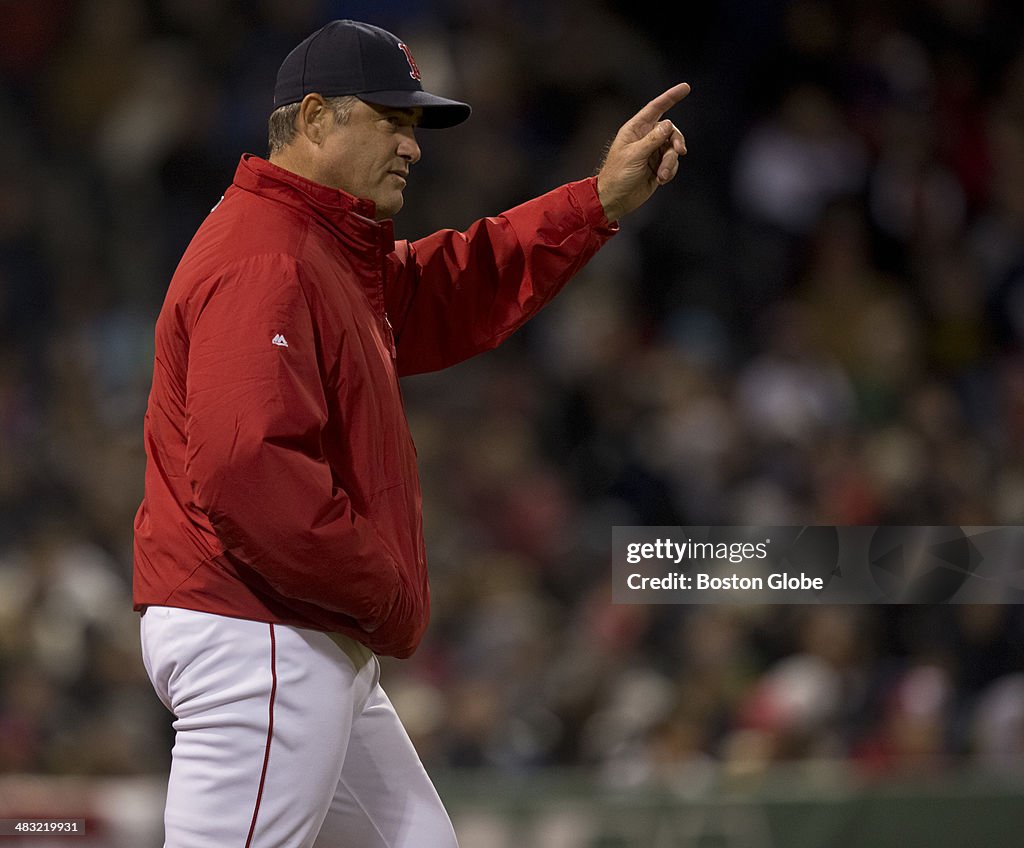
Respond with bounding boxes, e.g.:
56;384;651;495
2;0;1024;788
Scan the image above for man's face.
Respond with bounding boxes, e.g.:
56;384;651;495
315;99;422;220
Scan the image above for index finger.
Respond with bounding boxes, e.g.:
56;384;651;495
634;82;691;125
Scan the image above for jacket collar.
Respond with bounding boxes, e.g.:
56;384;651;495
231;154;395;251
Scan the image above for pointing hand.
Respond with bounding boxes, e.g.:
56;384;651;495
596;83;690;222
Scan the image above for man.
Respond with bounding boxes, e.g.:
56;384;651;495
133;18;687;848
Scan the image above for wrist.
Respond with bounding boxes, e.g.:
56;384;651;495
595;173;623;223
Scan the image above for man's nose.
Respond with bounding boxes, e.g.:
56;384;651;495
398;129;421;165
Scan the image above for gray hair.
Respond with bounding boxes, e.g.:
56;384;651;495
267;95;360;155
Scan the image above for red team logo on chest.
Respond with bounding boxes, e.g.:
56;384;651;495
397;42;421;80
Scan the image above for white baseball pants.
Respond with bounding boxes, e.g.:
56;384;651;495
140;606;458;848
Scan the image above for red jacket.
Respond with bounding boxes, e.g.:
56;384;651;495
133;154;617;657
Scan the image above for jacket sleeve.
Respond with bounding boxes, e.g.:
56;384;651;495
183;254;420;652
385;177;618;376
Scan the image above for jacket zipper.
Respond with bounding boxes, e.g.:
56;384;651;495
384;313;397;359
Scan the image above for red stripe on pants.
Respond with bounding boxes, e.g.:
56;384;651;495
245;624;277;848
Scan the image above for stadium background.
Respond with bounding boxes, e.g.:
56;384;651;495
2;0;1024;844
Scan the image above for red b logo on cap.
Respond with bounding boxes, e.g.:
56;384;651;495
398;42;421;81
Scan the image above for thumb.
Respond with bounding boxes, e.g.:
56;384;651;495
633;120;672;157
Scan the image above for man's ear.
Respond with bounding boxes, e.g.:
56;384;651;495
296;93;330;144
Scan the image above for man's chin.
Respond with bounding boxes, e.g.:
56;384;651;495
375;195;404;220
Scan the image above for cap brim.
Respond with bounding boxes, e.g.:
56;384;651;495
357;89;471;129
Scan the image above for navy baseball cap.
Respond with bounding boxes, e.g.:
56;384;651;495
273;20;471;129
